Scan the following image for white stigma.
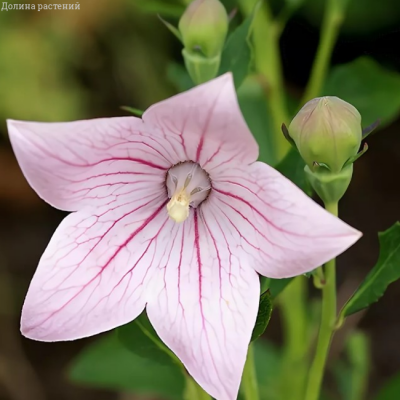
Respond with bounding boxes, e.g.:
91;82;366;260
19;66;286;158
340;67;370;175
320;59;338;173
166;162;211;223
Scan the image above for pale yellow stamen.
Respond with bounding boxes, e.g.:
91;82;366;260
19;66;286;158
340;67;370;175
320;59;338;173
167;188;191;223
166;161;211;223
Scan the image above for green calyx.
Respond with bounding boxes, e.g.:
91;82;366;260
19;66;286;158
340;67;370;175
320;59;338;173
305;164;353;204
179;0;228;59
182;49;221;85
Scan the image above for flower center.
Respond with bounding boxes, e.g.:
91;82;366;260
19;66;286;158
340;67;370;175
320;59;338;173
166;162;211;223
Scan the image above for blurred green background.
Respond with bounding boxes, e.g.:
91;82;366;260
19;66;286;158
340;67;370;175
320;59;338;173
1;0;400;399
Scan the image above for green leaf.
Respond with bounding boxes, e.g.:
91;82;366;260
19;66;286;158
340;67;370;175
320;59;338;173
167;62;194;92
274;147;312;195
260;277;293;298
324;57;400;127
117;310;180;367
269;278;293;298
374;372;400;400
251;290;273;341
238;339;282;400
238;77;276;165
184;378;212;400
69;333;185;399
253;340;281;400
219;3;259;89
341;222;400;318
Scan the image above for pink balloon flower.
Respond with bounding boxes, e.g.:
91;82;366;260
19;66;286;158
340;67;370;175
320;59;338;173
8;74;361;400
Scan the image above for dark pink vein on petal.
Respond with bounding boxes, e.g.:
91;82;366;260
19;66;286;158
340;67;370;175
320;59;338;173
215;188;351;239
193;209;227;396
193;210;204;327
25;200;168;334
214;188;313;238
195;90;224;163
200;209;227;343
24;134;168;170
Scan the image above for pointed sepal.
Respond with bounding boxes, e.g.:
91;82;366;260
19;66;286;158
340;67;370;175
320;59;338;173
158;15;182;42
281;122;296;147
120;106;144;117
343;142;368;168
362;119;380;139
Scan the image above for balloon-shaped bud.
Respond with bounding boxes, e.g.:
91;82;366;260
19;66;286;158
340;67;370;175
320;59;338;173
179;0;228;85
179;0;228;58
288;96;362;173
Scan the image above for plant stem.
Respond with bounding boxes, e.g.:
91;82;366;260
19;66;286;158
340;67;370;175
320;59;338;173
304;201;338;400
254;4;290;162
239;0;291;163
346;331;370;400
278;277;309;399
301;0;346;104
241;344;260;400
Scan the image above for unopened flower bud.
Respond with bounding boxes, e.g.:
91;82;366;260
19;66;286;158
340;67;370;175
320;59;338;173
179;0;228;84
286;97;366;204
179;0;228;58
288;96;362;173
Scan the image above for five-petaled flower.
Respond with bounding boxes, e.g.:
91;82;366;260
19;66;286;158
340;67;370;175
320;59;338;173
8;74;361;400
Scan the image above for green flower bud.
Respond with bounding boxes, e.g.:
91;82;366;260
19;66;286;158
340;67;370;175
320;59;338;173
179;0;228;58
288;96;362;173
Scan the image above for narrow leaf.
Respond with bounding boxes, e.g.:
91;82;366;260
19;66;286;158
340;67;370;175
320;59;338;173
341;222;400;318
219;2;260;88
251;290;273;341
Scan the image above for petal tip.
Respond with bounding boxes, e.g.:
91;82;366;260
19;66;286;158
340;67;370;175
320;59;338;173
20;320;38;341
348;226;363;245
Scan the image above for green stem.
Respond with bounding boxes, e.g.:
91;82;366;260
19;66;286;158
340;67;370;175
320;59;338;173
184;376;211;400
278;277;309;399
241;344;260;400
239;0;290;163
346;331;370;400
304;201;338;400
301;0;346;104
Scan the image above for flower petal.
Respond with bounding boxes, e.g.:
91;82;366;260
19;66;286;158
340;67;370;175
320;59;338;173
21;191;174;341
7;117;175;212
212;161;362;278
143;73;259;172
146;204;260;400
